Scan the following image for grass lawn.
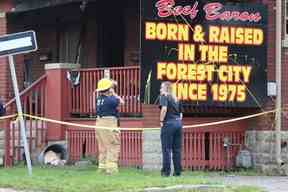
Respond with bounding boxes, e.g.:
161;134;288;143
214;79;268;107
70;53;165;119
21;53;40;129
0;166;263;192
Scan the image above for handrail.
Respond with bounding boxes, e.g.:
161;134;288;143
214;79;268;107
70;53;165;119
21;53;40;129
4;74;47;108
73;65;139;72
4;73;48;167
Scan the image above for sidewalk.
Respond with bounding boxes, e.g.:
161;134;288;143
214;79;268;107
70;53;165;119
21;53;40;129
216;176;288;192
1;176;287;192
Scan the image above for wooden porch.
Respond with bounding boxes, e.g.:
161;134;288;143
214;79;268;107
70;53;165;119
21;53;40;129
2;64;246;170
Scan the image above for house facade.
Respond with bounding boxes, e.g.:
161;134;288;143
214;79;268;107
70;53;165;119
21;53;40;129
0;0;287;171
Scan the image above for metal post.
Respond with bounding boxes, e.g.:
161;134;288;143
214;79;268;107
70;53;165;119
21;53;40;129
275;0;282;166
8;55;32;175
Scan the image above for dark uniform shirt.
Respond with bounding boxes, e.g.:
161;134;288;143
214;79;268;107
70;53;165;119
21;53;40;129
96;95;119;118
159;95;181;122
0;101;5;117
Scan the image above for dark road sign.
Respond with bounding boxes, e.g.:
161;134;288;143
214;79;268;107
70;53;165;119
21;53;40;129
0;31;37;58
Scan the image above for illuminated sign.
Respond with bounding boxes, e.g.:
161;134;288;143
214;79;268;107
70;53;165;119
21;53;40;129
141;0;267;108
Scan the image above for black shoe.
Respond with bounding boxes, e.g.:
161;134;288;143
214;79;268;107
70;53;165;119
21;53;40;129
173;172;181;177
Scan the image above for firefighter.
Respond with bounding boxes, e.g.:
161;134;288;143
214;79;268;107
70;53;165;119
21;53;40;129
95;78;124;174
159;81;183;177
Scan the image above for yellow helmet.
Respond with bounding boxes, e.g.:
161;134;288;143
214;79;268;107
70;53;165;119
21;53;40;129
96;78;113;92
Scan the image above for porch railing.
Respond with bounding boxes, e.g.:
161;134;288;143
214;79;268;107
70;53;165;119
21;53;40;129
182;128;244;170
67;127;244;170
67;128;143;168
4;75;47;167
70;66;141;117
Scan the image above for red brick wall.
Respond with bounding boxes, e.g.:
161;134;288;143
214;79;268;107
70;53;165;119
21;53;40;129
248;0;288;131
0;1;11;103
7;22;58;86
0;53;9;102
282;50;288;130
27;28;57;82
264;0;276;82
0;1;25;103
281;0;288;131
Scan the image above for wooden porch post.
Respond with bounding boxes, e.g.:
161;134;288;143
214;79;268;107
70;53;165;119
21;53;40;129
45;63;80;141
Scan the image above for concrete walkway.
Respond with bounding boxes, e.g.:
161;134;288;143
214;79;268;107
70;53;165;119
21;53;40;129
216;176;288;192
145;176;288;192
1;176;288;192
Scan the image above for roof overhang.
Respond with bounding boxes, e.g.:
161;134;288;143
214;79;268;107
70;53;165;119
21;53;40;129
10;0;95;13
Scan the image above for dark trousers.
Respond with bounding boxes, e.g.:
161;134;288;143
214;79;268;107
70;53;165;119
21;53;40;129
160;119;182;176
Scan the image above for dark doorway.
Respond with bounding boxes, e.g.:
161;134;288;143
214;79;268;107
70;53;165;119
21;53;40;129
96;1;125;67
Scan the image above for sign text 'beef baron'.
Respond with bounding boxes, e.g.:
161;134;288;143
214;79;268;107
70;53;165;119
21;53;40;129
141;0;267;108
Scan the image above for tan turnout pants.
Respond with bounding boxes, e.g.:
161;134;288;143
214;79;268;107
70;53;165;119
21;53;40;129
95;117;120;174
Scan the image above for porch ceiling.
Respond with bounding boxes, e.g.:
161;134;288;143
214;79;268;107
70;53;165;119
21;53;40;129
11;0;97;13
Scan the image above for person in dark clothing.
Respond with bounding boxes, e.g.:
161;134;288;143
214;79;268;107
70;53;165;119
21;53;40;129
96;92;120;118
159;81;183;177
0;97;5;117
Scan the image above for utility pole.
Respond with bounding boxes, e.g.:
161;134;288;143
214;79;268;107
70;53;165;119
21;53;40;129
275;0;282;166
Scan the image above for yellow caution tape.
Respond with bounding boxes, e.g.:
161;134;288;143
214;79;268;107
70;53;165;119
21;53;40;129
22;109;277;131
23;114;120;131
183;109;276;128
